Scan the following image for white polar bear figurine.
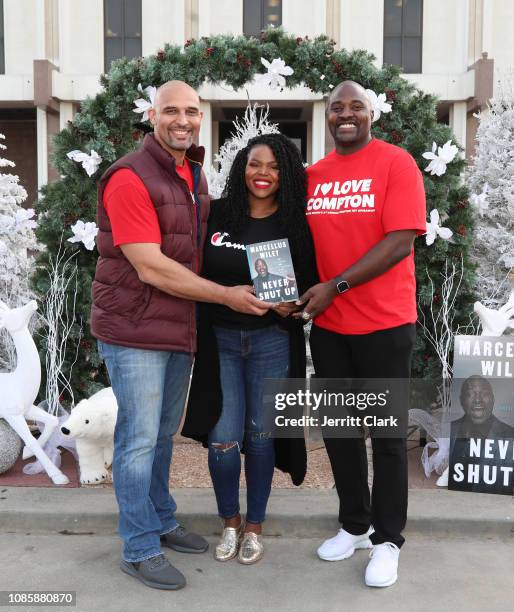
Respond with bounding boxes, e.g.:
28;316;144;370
61;387;118;485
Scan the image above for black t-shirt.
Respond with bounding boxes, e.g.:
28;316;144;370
202;205;286;329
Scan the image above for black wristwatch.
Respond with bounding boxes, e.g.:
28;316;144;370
334;276;351;294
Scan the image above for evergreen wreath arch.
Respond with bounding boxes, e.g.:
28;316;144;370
33;27;475;402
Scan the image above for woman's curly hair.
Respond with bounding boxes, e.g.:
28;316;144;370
214;133;318;292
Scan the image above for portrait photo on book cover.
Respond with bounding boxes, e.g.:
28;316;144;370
246;238;298;303
448;336;514;495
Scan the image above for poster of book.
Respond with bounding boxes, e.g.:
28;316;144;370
448;335;514;495
246;238;298;304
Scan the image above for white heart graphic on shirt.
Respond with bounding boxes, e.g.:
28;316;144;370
320;182;333;196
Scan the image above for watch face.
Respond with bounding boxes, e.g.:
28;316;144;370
337;280;350;294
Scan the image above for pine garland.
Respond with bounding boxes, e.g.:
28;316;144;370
32;27;476;400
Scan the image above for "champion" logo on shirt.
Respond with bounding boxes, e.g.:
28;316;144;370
210;232;246;250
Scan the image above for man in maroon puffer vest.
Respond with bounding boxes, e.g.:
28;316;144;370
91;80;269;591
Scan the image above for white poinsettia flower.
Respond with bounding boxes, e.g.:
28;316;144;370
255;57;294;91
422;140;458;176
469;183;489;217
67;220;99;251
425;209;453;246
133;84;157;122
14;208;37;231
365;89;392;122
67;149;103;177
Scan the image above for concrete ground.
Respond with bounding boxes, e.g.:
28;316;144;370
1;486;512;611
0;532;513;612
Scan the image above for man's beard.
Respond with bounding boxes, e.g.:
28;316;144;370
166;135;193;150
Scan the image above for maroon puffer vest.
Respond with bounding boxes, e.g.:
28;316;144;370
91;134;210;352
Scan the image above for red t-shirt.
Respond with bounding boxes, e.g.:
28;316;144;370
175;159;194;193
103;169;161;246
306;138;426;335
103;160;194;247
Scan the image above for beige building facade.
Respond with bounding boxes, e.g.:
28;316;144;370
0;0;511;205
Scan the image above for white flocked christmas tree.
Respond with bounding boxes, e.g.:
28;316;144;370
468;76;514;305
208;103;279;199
0;133;40;370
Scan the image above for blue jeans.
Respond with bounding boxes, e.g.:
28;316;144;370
208;325;289;524
97;341;193;562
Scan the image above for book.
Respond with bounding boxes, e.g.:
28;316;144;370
246;238;298;303
448;335;514;496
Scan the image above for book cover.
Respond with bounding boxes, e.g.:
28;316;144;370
246;238;298;303
448;335;514;496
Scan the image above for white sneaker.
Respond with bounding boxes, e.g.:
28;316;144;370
317;527;373;561
365;542;400;587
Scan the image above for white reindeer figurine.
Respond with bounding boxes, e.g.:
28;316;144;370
0;300;69;485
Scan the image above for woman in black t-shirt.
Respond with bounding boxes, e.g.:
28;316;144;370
182;134;317;565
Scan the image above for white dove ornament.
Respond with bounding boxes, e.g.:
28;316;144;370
255;58;294;91
474;291;514;337
425;209;453;246
422;140;458;176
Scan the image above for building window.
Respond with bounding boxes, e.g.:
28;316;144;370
244;0;282;38
383;0;423;73
104;0;142;73
0;0;5;74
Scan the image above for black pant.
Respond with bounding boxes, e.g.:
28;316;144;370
309;323;416;548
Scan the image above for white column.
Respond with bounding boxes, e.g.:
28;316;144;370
142;0;185;54
449;101;467;158
283;0;326;36
35;0;47;59
212;120;219;166
306;121;312;165
311;101;326;164
197;0;212;37
199;101;212;171
37;108;49;189
481;0;494;56
57;0;71;74
455;0;470;73
59;101;74;130
339;0;383;65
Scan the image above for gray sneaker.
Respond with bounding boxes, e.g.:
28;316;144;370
161;525;209;554
120;554;186;590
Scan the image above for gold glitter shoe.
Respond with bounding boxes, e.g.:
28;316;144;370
237;531;264;565
214;521;244;562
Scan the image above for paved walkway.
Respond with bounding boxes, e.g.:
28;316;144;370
1;486;512;611
1;532;512;612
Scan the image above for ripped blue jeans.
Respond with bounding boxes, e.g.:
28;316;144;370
208;325;290;524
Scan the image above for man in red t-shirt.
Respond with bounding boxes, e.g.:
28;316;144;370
299;81;426;588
